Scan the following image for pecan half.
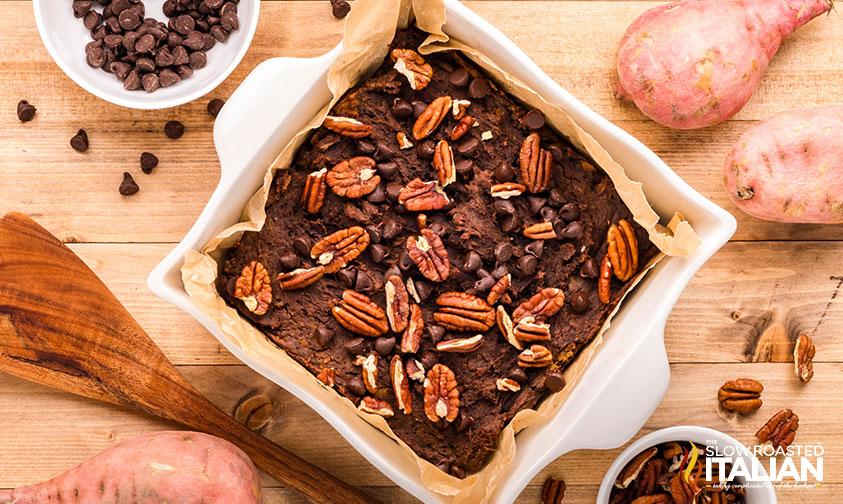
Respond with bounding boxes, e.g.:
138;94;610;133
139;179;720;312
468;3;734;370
452;99;471;119
496;305;523;351
496;377;521;392
400;304;423;353
390;355;412;414
514;317;551;343
326;156;381;199
756;408;799;450
406;357;425;381
234;260;272;315
636;458;668;496
518;344;553;367
794;334;815;383
413;96;452;140
491;182;526;199
487;273;511;305
391;48;433;91
277;265;325;290
301;168;327;213
322;116;373;138
523;221;557;240
512;287;565;323
519;132;552;193
316;367;336;388
599;255;613;304
311;226;369;273
385;274;410;333
331;290;389;337
423;363;459;423
607;219;639;282
541;477;566;504
450;115;473;141
355;353;379;394
434;292;495;331
436;334;484;353
396;131;414;149
616;446;658;488
433;140;456;186
358;396;394;418
718;378;763;414
670;471;702;504
398;178;451;211
406;228;451;282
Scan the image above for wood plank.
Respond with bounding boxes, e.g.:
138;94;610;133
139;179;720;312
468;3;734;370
0;3;841;241
60;241;843;366
0;362;839;497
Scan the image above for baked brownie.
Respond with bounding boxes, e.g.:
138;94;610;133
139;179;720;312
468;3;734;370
217;28;658;475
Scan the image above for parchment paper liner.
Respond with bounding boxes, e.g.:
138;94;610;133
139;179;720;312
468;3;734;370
181;0;702;501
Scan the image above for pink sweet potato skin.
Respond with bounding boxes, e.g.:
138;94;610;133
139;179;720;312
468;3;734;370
615;0;832;130
724;105;843;223
0;431;261;504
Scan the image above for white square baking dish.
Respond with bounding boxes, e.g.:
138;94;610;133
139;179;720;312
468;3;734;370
147;1;736;501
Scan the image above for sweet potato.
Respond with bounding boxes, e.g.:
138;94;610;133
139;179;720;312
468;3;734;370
724;105;843;223
615;0;832;130
0;431;261;504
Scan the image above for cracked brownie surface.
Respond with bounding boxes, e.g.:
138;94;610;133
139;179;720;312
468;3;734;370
217;28;658;475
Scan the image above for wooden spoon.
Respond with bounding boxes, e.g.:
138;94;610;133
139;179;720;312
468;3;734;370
0;212;379;504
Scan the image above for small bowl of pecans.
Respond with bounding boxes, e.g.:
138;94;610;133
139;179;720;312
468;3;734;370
597;426;778;503
33;0;259;109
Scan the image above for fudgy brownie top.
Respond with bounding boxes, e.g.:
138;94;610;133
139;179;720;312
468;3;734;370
218;28;657;475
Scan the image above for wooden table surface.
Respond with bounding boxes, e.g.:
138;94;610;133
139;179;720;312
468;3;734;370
1;1;842;502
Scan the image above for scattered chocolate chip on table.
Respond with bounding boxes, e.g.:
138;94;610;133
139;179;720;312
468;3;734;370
70;129;89;152
119;172;139;196
140;152;159;174
16;100;36;122
207;98;225;118
164;120;184;139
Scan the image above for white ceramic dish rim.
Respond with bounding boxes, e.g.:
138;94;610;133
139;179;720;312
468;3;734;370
32;0;260;110
597;426;777;503
147;1;737;502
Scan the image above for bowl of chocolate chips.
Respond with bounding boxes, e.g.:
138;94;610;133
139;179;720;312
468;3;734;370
34;0;258;109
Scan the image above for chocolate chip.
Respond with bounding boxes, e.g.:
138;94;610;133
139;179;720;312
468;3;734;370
507;367;528;383
425;325;445;344
91;25;107;41
376;161;398;180
428;222;446;238
111;0;130;14
206;98;225;118
525;240;544;259
420;351;437;370
412;100;427;118
184;30;205;51
355;271;374;292
135;57;155;73
17;100;38;122
119;172;139;196
175;65;194;80
70;129;89;152
449;67;469;87
104;34;123;51
494;242;513;263
314;327;334;349
122;31;139;51
293;236;311;256
278;251;299;270
73;1;92;18
547;187;566;207
123;69;142;90
450;466;466;479
456;137;480;158
580;258;599;278
524;109;546;130
517;255;538;276
155;47;175;67
189;50;208;70
417;139;435;159
468;77;488;99
172;45;189;65
474;270;495;292
134;33;155;53
559;220;583;240
559;202;580;221
382;219;401;239
375;336;396;356
336;268;356;288
118;9;141;30
221;11;239;31
202;33;216;51
356;140;375;156
545;370;566;392
330;0;351;19
164;120;184;139
462;251;482;272
494;163;515;183
211;25;229;42
343;337;366;356
492;263;508;280
385;183;403;202
455;159;473;178
86;47;106;68
500;214;522;234
391;97;413;119
373;142;396;162
526;196;546;215
368;244;388;263
345;376;367;396
83;10;101;30
569;291;590;314
436;461;450;474
541;207;559;222
364;225;381;244
493;200;515;216
110;61;131;80
142;73;160;93
456;411;474;432
414;280;433;301
174;13;195;34
547;142;565;162
398;249;413;271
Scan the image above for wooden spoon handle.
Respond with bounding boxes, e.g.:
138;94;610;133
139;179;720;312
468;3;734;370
171;387;379;504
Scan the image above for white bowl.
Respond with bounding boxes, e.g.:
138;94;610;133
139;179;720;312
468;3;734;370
598;426;777;503
146;1;737;501
33;0;259;110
